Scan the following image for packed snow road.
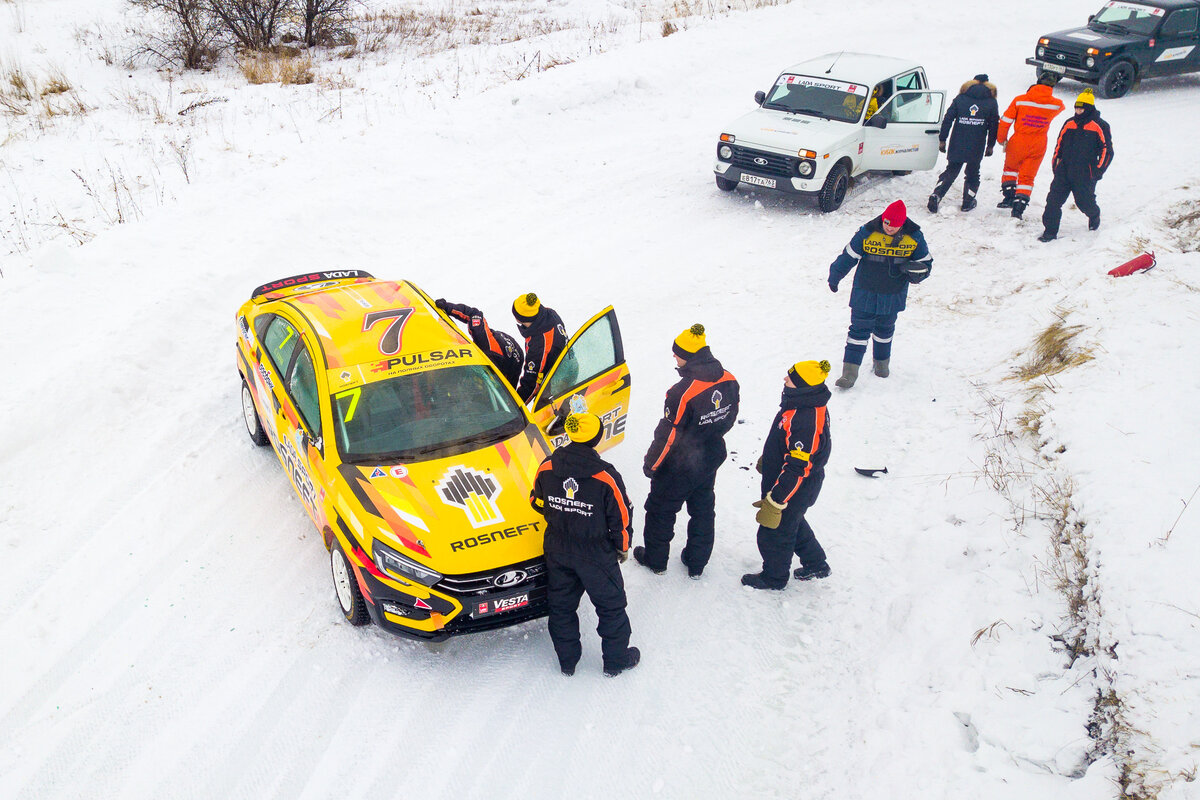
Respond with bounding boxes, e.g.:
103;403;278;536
3;0;1199;797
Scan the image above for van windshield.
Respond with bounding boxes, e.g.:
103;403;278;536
333;365;526;462
1089;1;1165;35
762;75;870;123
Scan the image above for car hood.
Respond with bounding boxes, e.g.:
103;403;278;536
1043;25;1144;51
727;108;857;155
338;424;551;575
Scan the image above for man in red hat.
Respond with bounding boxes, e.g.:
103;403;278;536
826;200;933;388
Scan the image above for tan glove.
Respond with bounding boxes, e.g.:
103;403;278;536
752;496;786;529
755;456;763;474
618;549;629;564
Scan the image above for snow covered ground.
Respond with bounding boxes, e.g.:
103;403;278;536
2;0;1199;797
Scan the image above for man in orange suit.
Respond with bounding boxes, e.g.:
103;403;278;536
996;75;1065;219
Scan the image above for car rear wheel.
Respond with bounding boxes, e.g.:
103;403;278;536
715;175;738;192
818;163;850;213
241;378;269;446
1098;61;1135;99
331;541;370;626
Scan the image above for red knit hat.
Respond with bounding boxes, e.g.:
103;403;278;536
882;200;907;227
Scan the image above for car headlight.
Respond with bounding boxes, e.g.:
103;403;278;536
373;541;442;586
1086;56;1095;68
718;144;732;160
798;161;814;177
1037;46;1045;58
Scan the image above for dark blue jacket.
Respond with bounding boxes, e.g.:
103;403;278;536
760;383;832;510
829;216;933;315
437;300;524;387
940;81;999;162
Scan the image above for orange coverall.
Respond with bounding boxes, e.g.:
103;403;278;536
998;83;1065;201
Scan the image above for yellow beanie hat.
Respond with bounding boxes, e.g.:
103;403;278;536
564;412;603;445
512;292;541;322
672;324;707;359
788;360;832;386
1075;89;1096;107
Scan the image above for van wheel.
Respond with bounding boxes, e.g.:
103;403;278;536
715;175;738;192
818;163;850;212
1097;61;1134;99
331;541;370;626
241;378;269;446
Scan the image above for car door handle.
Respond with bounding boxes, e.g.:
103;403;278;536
925;129;939;134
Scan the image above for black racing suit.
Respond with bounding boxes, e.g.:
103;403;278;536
437;300;524;387
531;442;635;672
754;382;832;588
640;348;739;573
516;306;568;404
1042;106;1114;237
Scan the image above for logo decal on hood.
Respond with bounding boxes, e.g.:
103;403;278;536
437;466;503;528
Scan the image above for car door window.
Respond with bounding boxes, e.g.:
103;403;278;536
288;347;321;436
260;315;302;378
1162;8;1198;36
540;311;622;407
894;71;922;91
876;90;944;125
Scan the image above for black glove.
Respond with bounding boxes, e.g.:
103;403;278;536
434;298;447;309
828;279;838;293
985;146;994;157
938;141;946;153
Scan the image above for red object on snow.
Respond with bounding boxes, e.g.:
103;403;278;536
1108;252;1156;277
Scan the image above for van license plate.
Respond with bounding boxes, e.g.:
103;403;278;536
741;174;777;188
1043;63;1066;74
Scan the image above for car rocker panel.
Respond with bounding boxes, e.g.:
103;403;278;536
235;271;626;642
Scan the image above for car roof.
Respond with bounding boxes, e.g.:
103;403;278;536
279;279;476;373
1130;0;1199;9
780;52;923;84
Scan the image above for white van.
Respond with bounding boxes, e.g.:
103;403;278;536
713;53;946;211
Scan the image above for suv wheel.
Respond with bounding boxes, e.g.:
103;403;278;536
1098;61;1135;99
818;163;850;213
241;378;269;446
331;541;371;626
715;175;738;192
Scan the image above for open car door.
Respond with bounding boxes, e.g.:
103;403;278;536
861;90;945;173
530;307;631;454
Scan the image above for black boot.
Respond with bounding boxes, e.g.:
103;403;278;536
793;562;832;581
741;572;786;590
997;185;1015;208
632;546;665;575
1038;230;1057;242
961;194;977;212
1010;197;1027;219
927;193;941;213
603;646;641;677
1088;214;1101;231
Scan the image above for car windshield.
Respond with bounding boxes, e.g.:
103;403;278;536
762;74;868;123
333;365;526;462
1089;1;1165;34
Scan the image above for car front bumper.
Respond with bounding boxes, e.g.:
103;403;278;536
714;161;823;195
1026;57;1101;82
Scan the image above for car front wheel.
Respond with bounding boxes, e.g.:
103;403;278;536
241;378;269;446
1097;61;1135;99
715;175;738;192
331;541;371;626
818;163;850;213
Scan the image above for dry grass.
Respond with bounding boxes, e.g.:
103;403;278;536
1011;311;1095;382
661;19;678;37
238;51;315;85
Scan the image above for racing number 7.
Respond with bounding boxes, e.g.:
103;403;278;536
363;308;414;355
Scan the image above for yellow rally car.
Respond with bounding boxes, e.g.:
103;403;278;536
235;270;631;641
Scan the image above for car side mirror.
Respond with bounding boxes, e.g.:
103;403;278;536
546;402;569;436
1088;13;1095;22
866;114;887;129
754;90;766;106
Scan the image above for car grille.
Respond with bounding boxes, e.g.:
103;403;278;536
437;557;546;596
730;145;797;179
1043;47;1084;68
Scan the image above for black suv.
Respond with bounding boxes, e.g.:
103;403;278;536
1027;0;1200;98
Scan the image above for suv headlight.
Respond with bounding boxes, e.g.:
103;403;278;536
373;541;442;586
798;161;814;177
718;144;733;160
1037;45;1045;57
1086;56;1095;68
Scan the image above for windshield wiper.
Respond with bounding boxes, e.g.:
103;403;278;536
790;107;832;120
